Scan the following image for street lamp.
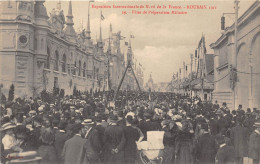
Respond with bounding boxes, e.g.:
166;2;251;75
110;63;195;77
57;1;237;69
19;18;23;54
248;55;254;108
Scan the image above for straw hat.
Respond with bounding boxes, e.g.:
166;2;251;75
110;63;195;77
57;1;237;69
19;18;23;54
1;122;16;131
82;119;94;125
254;120;260;128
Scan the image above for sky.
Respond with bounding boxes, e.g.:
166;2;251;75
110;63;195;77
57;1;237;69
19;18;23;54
45;0;255;84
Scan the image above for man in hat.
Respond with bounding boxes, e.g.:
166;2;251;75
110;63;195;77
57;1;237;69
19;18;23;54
215;134;235;164
139;112;161;140
103;115;126;164
54;120;67;163
213;100;220;110
49;103;55;113
237;104;243;111
220;102;228;111
195;123;217;164
62;123;87;164
82;119;103;163
230;117;250;164
216;109;229;135
248;120;260;164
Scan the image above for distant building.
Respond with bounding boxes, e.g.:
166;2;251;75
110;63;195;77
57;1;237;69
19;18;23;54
210;1;260;109
190;36;214;101
0;1;143;98
145;74;157;92
157;82;170;92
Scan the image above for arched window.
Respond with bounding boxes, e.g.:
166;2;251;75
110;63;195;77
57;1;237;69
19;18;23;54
62;54;66;72
73;61;76;75
78;60;81;76
45;47;50;69
54;51;59;71
83;62;86;77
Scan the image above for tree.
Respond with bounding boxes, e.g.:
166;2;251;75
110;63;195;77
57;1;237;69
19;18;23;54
8;84;15;101
1;93;6;102
59;89;65;98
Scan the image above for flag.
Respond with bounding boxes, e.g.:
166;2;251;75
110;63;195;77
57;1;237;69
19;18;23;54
125;42;128;46
101;11;105;20
130;34;135;38
110;23;112;32
120;36;126;40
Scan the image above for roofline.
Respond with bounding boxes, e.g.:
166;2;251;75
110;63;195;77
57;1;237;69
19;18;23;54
210;0;260;49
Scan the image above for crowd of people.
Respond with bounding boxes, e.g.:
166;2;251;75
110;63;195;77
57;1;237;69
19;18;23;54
0;90;260;164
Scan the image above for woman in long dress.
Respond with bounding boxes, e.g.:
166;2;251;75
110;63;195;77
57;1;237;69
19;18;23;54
175;120;194;164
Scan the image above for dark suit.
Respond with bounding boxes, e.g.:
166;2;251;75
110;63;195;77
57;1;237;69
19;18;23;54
230;125;249;163
84;127;103;162
38;145;58;164
248;131;260;164
195;133;217;164
139;120;161;140
216;144;235;164
54;130;67;163
62;134;87;164
103;124;126;164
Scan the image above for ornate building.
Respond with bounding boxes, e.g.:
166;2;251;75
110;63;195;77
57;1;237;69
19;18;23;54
145;74;157;92
0;0;143;98
210;1;260;109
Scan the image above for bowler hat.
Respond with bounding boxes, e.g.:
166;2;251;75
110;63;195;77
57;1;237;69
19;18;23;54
72;123;83;133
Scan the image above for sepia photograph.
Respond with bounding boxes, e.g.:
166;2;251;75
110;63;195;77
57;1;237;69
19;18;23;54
0;0;259;163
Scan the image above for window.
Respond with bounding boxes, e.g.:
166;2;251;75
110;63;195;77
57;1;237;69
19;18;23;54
45;47;50;69
78;60;81;76
54;51;59;71
83;62;86;77
204;94;207;101
62;54;66;72
73;61;76;75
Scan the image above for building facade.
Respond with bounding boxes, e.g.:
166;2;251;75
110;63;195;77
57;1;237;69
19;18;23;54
0;0;143;98
210;1;260;110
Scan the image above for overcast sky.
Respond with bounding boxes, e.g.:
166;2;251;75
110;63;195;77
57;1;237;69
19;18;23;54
45;0;255;84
